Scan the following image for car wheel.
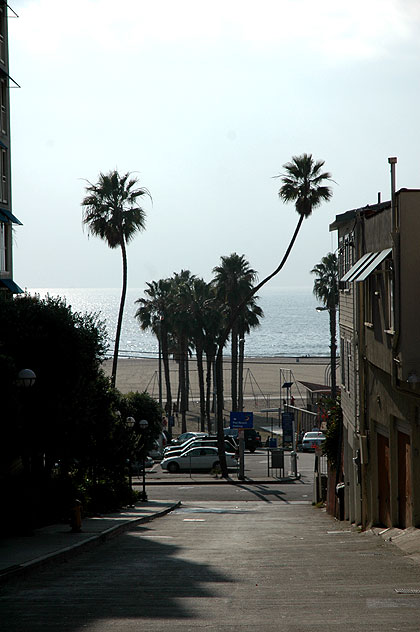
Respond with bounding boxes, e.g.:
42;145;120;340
167;462;179;473
249;446;256;453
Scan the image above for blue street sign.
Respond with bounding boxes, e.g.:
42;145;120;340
230;412;254;429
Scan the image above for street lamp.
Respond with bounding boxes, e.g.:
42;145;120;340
138;419;149;502
17;368;37;388
126;416;136;494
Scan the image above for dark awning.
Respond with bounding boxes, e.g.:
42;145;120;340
341;248;392;283
0;207;22;224
0;278;23;293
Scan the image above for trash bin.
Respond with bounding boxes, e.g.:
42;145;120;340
335;483;345;521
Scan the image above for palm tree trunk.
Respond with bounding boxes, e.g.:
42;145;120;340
161;325;172;426
215;214;305;477
180;338;188;433
196;345;206;432
238;332;245;411
205;352;213;433
231;321;238;411
329;305;337;398
111;238;128;388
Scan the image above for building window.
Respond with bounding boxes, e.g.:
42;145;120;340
384;259;394;332
0;5;5;66
0;222;7;272
0;78;6;134
1;147;7;203
338;233;354;290
346;340;351;393
340;337;346;387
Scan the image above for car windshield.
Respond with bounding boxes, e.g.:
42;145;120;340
305;432;324;439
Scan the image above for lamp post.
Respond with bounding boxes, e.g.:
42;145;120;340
16;369;37;534
126;416;136;494
138;419;149;502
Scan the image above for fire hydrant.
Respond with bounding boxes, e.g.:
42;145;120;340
70;499;83;533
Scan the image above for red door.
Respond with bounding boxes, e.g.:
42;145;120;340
377;434;391;527
397;431;411;528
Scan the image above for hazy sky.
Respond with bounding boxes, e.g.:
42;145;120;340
9;0;420;290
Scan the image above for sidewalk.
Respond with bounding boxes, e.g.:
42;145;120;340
0;500;180;585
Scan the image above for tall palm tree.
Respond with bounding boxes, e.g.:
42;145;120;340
135;278;173;416
213;253;257;412
82;170;150;388
237;297;264;411
214;154;333;477
311;252;339;398
170;270;196;433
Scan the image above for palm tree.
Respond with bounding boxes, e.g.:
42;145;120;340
213;253;258;412
135;278;173;416
237;297;264;411
311;252;339;398
214;154;334;477
82;170;150;388
170;270;196;433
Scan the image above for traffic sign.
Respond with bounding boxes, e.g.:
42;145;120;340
230;412;254;428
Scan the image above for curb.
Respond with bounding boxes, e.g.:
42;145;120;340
0;502;181;586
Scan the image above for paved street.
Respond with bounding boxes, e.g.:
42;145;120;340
2;495;420;631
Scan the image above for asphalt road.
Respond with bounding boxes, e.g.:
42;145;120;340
3;499;420;631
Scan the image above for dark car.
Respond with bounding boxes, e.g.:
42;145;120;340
223;428;262;452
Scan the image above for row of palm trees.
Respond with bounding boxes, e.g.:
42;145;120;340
135;256;264;434
81;153;335;477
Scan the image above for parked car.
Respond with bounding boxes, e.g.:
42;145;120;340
161;446;238;473
223;428;262;452
301;431;326;452
163;439;238;459
169;431;208;446
164;435;238;457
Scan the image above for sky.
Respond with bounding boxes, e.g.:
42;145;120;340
8;0;420;291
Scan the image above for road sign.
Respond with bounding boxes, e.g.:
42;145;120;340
230;412;254;428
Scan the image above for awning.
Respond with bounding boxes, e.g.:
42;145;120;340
0;207;22;224
341;248;392;283
0;278;23;293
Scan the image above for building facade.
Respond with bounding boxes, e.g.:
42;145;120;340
330;179;420;529
0;1;22;297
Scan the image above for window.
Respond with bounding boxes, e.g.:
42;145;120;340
346;340;352;393
338;233;354;290
340;337;346;387
0;78;6;134
384;259;394;332
1;147;7;203
0;222;7;271
0;5;5;65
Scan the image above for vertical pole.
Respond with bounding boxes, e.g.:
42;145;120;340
158;321;162;409
238;430;245;480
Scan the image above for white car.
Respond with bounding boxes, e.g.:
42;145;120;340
164;433;208;455
169;431;208;447
161;446;237;473
301;431;326;452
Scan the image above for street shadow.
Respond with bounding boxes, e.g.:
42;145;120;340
0;523;234;630
232;482;290;502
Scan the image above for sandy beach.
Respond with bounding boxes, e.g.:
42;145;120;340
103;356;334;407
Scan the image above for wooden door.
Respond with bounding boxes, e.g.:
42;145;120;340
377;434;391;527
397;431;412;528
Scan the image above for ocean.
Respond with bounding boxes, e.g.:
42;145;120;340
27;287;332;359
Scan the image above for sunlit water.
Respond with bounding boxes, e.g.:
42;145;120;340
27;287;331;358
